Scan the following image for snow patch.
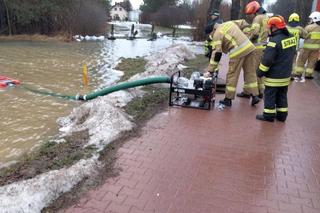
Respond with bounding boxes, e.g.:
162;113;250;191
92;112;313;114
73;35;105;42
130;43;196;80
0;157;99;213
221;0;232;5
108;21;152;29
57;97;135;150
177;25;196;30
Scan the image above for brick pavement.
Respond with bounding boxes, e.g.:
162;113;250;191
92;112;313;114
64;79;320;213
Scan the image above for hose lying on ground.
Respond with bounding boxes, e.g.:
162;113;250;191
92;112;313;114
21;76;171;101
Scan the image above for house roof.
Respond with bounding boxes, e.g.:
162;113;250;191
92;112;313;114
111;2;128;11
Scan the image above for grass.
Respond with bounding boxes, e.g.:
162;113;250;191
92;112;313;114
182;54;209;78
125;86;169;123
0;130;96;186
115;57;147;81
0;34;71;42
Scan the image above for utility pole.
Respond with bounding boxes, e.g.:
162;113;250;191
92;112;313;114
3;0;12;35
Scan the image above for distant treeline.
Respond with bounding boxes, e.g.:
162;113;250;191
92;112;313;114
0;0;110;36
191;0;312;41
269;0;313;26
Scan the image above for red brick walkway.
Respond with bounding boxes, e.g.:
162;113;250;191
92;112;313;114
64;80;320;213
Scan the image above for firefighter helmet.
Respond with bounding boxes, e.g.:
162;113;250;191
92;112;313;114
267;15;286;29
309;11;320;23
208;9;220;17
245;1;261;15
288;13;300;22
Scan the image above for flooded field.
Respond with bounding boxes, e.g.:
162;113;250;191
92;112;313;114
0;35;196;167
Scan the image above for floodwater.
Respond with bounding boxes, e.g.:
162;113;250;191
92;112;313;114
0;34;195;168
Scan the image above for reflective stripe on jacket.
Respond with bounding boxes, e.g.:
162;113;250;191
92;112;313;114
210;21;255;59
303;23;320;50
248;14;269;49
287;25;307;49
257;30;297;87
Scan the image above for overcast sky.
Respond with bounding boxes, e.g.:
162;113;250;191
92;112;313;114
264;0;277;6
112;0;277;10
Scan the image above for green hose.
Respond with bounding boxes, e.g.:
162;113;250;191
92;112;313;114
77;76;171;101
22;76;171;101
21;85;76;100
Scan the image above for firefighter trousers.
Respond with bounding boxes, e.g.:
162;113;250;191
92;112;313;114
226;51;259;99
263;86;288;121
243;49;264;95
292;53;297;74
294;49;319;77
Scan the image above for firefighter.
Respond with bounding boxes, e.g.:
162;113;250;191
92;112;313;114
205;19;260;107
204;10;220;59
204;11;250;60
287;13;307;67
293;11;320;79
287;13;307;46
237;1;269;99
256;16;296;122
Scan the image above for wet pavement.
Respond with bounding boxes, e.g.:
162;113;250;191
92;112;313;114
64;78;320;213
64;79;320;212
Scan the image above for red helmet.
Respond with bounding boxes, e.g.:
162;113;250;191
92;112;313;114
245;1;261;15
267;16;286;29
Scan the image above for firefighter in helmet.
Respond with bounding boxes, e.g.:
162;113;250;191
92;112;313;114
256;16;296;122
293;11;320;80
204;19;260;107
204;10;220;59
287;13;308;76
287;13;307;45
237;0;269;99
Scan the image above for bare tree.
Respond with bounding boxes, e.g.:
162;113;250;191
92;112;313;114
269;0;313;25
3;0;11;35
151;5;190;27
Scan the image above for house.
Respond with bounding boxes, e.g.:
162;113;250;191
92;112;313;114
110;3;128;21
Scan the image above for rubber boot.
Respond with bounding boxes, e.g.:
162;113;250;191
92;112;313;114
276;112;287;122
219;98;232;107
256;114;274;122
276;116;286;122
251;95;260;106
236;92;251;99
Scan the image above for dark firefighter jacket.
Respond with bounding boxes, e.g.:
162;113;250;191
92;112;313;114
257;29;297;87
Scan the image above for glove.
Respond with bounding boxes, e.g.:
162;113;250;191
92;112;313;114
212;70;219;78
204;65;218;78
256;69;264;78
206;63;218;73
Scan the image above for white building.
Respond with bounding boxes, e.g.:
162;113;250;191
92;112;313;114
110;3;128;21
128;10;141;22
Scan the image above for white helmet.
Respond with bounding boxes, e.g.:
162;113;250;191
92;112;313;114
309;11;320;23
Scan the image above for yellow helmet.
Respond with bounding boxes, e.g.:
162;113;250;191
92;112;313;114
289;13;300;22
